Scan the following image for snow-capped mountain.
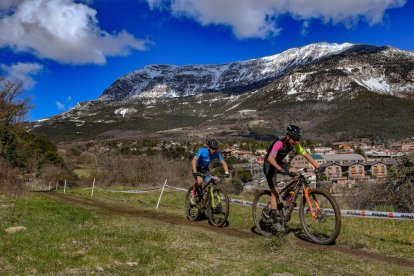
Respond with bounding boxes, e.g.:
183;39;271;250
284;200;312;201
100;42;414;102
99;42;355;101
32;42;414;142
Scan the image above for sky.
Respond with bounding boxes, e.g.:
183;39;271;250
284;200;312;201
0;0;413;121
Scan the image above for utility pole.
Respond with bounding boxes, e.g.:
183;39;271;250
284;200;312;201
250;145;253;177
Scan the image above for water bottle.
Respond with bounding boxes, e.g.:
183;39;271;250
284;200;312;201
287;191;295;207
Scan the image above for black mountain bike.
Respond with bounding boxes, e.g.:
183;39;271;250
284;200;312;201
185;174;230;227
252;169;341;245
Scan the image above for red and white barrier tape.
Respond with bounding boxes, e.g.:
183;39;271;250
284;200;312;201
83;183;414;221
229;198;414;220
165;185;187;192
166;186;414;221
340;209;414;220
87;187;162;194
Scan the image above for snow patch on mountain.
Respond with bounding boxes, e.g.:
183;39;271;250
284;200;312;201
114;108;137;117
357;77;390;93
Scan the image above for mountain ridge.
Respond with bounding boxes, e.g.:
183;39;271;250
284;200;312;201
100;42;356;101
31;42;414;143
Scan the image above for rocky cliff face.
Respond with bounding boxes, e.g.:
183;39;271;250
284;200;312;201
270;45;414;101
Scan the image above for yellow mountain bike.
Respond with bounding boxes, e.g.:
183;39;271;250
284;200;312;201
185;174;230;227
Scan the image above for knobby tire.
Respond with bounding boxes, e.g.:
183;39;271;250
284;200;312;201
185;187;200;221
252;190;276;237
207;188;229;227
299;188;341;245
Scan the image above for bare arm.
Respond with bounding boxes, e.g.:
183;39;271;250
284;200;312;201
221;160;229;173
192;157;198;173
303;153;319;169
267;155;283;171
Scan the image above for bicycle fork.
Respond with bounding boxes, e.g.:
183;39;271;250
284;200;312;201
209;188;220;208
304;187;321;219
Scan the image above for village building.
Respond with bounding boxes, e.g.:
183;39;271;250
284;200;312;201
255;149;267;156
311;146;333;154
290;154;325;169
347;162;366;178
320;162;342;179
363;161;388;178
319;153;365;165
365;151;392;162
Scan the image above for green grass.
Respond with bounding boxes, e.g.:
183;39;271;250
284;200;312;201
73;168;92;178
1;189;413;275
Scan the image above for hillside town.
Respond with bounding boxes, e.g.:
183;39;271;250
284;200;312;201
219;137;414;191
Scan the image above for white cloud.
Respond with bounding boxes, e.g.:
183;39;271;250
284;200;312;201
301;21;310;36
56;100;65;110
148;0;406;39
0;62;43;90
0;0;151;65
55;96;73;111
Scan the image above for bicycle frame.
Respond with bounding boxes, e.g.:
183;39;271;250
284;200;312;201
198;176;221;208
186;174;230;227
279;170;320;221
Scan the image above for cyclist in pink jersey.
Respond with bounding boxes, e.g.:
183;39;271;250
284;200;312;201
263;125;320;231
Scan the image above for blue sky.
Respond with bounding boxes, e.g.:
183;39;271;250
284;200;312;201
0;0;413;120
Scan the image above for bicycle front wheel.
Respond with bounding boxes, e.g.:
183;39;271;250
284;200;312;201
207;188;229;227
252;190;276;237
299;188;341;245
185;187;200;221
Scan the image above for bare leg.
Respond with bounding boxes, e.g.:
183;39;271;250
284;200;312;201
270;187;279;210
193;176;203;190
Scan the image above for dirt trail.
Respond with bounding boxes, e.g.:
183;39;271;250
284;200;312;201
297;240;414;269
42;191;414;269
42;191;253;239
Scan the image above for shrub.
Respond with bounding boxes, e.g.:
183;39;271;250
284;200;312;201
0;158;26;197
92;153;192;188
346;154;414;212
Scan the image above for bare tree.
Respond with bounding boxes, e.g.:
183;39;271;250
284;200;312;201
0;78;31;125
0;158;26;197
0;78;32;165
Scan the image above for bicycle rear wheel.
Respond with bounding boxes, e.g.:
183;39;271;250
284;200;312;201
252;190;277;237
207;188;229;227
299;188;341;245
185;187;200;221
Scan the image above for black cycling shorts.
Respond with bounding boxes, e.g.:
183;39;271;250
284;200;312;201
196;167;209;174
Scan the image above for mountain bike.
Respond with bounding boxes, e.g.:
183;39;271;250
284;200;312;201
252;168;341;245
185;174;230;227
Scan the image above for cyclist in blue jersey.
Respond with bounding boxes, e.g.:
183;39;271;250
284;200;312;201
191;139;230;205
263;125;320;231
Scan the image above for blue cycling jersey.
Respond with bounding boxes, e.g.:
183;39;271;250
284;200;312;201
194;147;224;169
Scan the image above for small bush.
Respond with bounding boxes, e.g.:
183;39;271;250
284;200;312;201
346;154;414;212
0;158;26;197
93;153;192;188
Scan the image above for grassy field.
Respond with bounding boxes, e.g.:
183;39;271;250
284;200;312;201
1;188;413;275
